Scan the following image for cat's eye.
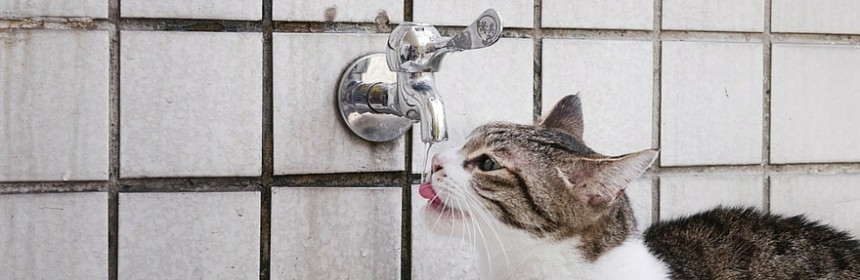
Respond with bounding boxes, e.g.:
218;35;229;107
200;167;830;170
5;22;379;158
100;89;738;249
478;156;503;172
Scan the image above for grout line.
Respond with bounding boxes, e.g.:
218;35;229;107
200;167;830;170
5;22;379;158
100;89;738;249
119;18;262;32
108;0;121;279
3;18;860;44
401;3;413;279
0;183;107;194
261;0;274;279
533;0;543;121
652;176;661;224
402;133;413;280
4;162;860;193
762;0;773;214
651;0;663;221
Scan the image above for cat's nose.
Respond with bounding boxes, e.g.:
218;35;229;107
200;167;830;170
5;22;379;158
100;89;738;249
431;155;443;173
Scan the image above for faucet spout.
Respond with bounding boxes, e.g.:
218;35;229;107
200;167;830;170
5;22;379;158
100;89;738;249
398;72;448;143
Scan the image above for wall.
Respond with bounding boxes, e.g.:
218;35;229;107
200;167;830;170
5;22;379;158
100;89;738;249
1;0;859;279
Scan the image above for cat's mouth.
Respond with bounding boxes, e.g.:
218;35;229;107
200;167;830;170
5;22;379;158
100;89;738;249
418;182;455;212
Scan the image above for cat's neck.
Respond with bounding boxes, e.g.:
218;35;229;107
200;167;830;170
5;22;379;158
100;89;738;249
472;197;668;280
575;194;638;261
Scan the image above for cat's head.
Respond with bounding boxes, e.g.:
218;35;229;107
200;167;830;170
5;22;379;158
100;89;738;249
419;95;656;240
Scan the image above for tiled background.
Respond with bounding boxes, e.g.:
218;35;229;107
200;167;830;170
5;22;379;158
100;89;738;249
2;1;860;279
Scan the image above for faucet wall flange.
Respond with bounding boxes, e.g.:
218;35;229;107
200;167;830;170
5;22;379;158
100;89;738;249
337;54;413;142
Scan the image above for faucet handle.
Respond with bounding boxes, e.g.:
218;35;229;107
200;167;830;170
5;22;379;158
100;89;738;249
442;9;503;52
386;9;503;73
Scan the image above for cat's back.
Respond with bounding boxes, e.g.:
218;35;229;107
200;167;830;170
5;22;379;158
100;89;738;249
643;207;860;280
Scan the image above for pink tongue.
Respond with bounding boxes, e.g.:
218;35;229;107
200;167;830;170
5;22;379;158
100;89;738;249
418;182;438;201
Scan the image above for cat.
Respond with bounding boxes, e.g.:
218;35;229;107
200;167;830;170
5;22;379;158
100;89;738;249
418;94;860;280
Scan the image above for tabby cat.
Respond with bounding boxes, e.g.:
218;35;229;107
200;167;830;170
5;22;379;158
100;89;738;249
418;95;860;279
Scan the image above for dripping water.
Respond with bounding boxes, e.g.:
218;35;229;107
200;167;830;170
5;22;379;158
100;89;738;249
420;142;433;183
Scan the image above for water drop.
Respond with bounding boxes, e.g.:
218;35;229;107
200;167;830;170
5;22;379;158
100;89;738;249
420;142;433;183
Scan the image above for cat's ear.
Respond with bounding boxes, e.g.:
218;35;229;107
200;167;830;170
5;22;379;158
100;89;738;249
582;149;658;206
540;94;584;139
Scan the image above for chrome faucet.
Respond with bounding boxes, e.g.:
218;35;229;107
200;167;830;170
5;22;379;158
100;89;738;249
337;9;503;143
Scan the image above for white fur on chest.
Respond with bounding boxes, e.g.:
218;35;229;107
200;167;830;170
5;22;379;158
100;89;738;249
475;226;669;280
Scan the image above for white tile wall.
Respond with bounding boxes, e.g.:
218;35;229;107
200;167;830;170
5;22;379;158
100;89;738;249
1;30;110;182
274;0;403;23
411;38;533;173
542;0;653;30
662;0;764;32
118;192;260;280
542;39;653;156
772;0;860;34
410;185;480;280
123;0;261;20
771;174;860;238
660;41;763;166
660;174;763;220
0;192;108;280
120;31;262;178
414;0;532;28
271;187;401;279
273;33;404;175
0;0;107;18
627;179;654;232
771;44;860;164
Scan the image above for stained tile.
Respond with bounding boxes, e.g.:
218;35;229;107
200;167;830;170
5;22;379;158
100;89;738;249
120;31;262;178
118;192;260;280
542;0;653;30
663;0;764;32
0;192;108;280
273;33;404;175
1;30;109;182
0;0;107;18
773;0;860;34
661;41;763;166
274;0;402;23
771;44;860;163
122;0;261;20
271;187;401;279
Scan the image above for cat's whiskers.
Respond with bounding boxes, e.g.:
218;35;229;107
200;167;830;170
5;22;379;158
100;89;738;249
455;199;471;252
460;194;495;273
441;172;515;271
461;190;512;270
427;193;446;234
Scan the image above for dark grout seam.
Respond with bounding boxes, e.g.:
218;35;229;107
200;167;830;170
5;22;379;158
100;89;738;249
651;0;663;222
762;0;773;214
401;3;414;279
108;0;121;279
260;0;274;279
119;18;262;32
533;0;543;121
